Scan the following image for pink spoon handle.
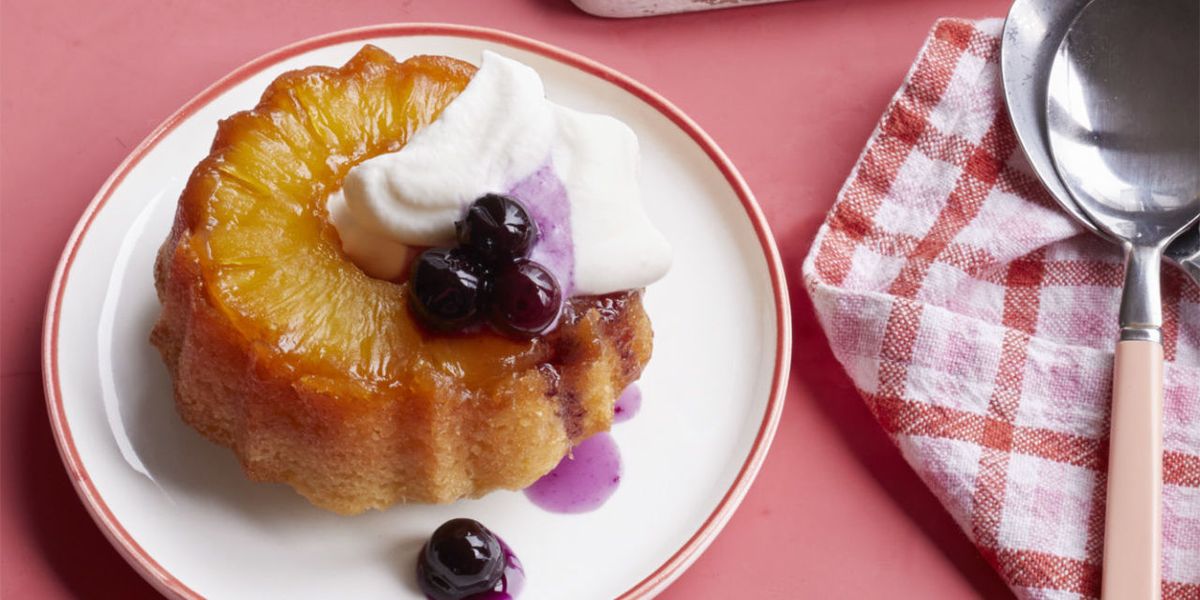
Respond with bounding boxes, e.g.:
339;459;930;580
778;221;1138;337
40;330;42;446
1102;339;1163;600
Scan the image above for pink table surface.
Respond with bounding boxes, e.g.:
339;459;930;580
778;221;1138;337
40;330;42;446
0;0;1016;597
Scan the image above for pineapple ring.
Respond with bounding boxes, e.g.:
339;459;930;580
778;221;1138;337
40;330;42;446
151;46;653;513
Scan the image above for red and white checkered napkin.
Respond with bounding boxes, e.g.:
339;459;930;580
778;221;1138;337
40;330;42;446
802;18;1200;600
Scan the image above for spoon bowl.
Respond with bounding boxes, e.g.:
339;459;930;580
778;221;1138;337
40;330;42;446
1001;0;1200;282
1047;0;1199;243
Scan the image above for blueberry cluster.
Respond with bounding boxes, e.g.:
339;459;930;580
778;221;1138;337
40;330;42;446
417;518;509;600
409;194;563;337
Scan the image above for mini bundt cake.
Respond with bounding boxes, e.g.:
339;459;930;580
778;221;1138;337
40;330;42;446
151;46;657;515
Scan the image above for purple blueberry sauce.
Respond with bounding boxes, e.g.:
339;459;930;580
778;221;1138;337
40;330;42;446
524;432;621;513
612;384;641;424
507;163;574;296
466;538;524;600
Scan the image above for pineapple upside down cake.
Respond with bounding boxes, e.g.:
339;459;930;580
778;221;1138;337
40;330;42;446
151;46;672;514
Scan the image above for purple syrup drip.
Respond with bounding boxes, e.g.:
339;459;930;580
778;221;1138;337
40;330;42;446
524;432;621;513
468;593;512;600
506;163;574;296
461;538;524;600
612;384;641;424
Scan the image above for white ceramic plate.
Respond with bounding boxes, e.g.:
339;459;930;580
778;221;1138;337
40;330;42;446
43;24;789;600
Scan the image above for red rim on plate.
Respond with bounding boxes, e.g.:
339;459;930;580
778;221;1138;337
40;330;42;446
41;23;791;600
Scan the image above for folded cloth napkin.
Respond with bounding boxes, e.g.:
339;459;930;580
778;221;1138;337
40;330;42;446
802;18;1199;600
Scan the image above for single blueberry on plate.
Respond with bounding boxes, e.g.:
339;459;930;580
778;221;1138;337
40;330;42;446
417;518;506;600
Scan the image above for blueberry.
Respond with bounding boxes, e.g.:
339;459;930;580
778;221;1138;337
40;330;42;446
408;248;486;331
488;259;563;337
417;518;506;600
456;194;539;264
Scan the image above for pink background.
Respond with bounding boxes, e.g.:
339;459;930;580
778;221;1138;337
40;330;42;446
0;0;1014;597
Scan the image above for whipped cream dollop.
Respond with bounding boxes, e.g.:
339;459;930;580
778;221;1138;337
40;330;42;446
326;51;671;296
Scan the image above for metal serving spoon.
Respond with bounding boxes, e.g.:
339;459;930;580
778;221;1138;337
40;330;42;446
1045;1;1200;598
1002;0;1200;284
